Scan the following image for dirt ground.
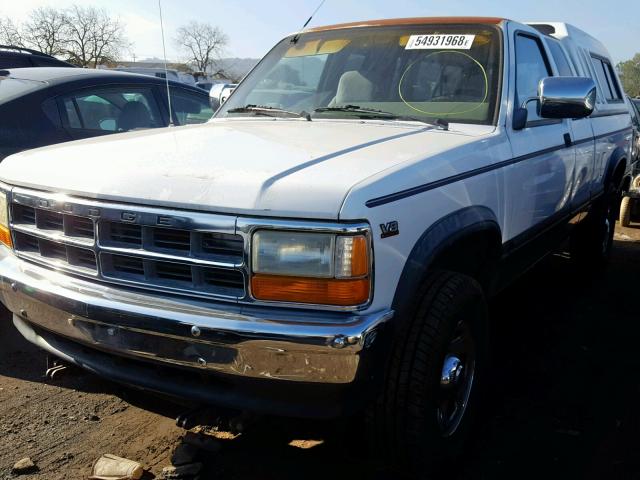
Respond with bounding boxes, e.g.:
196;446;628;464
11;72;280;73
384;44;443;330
2;225;640;480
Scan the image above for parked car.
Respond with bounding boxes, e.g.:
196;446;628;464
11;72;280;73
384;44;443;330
628;97;640;167
209;82;236;109
619;97;640;225
0;45;76;69
178;72;197;87
0;18;632;475
0;67;213;160
196;81;214;91
111;67;181;83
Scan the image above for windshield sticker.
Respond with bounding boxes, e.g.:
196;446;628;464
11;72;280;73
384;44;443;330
405;34;476;50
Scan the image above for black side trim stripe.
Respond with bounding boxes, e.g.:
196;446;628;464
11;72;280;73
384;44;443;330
589;109;629;118
366;127;632;208
573;126;633;147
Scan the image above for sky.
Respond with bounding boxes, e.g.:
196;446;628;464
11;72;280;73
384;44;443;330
1;0;638;63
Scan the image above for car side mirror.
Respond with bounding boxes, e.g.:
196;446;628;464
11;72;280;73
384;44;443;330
209;83;235;111
513;77;597;130
538;76;596;119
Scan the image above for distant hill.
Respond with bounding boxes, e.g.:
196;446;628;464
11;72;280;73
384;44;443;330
215;58;260;81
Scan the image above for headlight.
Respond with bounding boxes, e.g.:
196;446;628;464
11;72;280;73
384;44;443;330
251;230;370;306
0;192;12;248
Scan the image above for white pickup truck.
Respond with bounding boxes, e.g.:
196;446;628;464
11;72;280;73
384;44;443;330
0;17;633;473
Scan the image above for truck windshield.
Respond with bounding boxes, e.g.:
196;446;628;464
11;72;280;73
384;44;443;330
218;24;502;125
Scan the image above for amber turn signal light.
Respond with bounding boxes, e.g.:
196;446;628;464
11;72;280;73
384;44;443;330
0;225;12;249
251;275;370;306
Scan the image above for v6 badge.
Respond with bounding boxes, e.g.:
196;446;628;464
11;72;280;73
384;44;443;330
380;221;399;238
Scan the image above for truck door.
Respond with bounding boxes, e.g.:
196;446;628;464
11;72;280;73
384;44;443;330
504;28;576;242
543;37;595;208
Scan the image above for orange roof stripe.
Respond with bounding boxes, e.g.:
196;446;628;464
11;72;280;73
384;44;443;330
308;17;506;33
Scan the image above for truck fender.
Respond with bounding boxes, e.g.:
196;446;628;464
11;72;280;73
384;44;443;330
391;206;501;316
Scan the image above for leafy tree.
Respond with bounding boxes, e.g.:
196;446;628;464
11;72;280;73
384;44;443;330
617;54;640;98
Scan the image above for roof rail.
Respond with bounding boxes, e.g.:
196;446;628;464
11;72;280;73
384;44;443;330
0;45;56;58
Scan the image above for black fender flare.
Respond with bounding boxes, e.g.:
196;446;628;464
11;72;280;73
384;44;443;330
391;206;501;315
603;146;628;190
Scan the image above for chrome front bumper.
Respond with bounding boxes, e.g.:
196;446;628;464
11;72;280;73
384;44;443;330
0;247;393;385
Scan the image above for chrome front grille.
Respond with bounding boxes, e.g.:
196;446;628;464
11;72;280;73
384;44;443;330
9;188;245;301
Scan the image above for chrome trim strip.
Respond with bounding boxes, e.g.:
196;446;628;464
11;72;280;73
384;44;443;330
97;244;242;269
12;223;95;248
14;249;99;277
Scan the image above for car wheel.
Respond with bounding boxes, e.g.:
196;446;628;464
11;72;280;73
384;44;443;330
368;271;487;476
620;195;632;227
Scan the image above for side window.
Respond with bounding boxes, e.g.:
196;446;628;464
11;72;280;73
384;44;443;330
60;87;163;132
545;39;574;76
591;56;614;101
603;61;622;100
515;34;552;123
170;90;214;125
41;98;62;128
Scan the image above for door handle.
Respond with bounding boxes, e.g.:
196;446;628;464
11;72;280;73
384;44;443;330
563;133;572;148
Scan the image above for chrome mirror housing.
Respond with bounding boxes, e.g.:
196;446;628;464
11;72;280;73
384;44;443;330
538;76;597;119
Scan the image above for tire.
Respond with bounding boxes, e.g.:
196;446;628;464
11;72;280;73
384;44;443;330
368;271;487;477
620;196;632;228
570;185;619;271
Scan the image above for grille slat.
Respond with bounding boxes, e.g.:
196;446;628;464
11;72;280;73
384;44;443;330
200;233;244;258
10;191;245;300
152;228;191;251
155;261;193;282
112;255;145;275
65;215;94;238
36;210;64;231
106;223;142;247
202;268;244;289
12;205;36;224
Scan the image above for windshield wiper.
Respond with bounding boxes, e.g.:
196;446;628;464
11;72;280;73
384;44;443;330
314;105;448;130
227;104;311;121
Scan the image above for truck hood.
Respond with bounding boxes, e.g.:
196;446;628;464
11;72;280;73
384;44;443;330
0;119;482;219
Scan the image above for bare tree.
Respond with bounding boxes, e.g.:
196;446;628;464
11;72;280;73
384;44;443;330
63;5;128;68
0;17;24;46
22;7;67;56
175;21;228;73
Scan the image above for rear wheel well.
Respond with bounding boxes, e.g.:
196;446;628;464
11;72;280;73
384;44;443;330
610;158;627;191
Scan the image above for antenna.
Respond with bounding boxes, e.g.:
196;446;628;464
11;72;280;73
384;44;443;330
158;0;174;126
291;0;327;44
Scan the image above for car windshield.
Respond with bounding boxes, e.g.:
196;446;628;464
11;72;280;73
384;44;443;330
218;24;502;125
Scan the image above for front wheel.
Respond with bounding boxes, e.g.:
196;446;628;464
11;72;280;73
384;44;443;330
368;271;487;476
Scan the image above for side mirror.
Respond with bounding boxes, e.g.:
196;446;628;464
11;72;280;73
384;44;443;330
209;83;236;111
538;76;596;119
513;77;597;130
